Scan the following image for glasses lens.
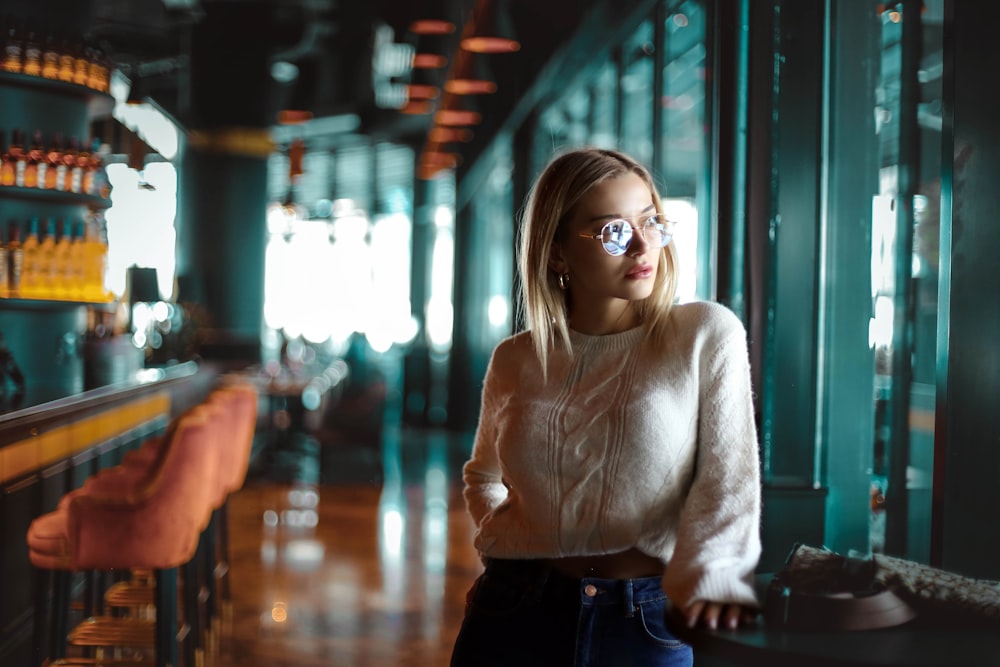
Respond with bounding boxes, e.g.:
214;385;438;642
640;214;673;247
600;220;632;255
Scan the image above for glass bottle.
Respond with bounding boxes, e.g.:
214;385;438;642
68;219;85;300
41;33;59;79
21;28;40;77
8;128;26;187
0;129;14;187
52;218;72;299
20;216;39;298
1;18;22;74
23;129;43;188
73;42;89;86
0;224;8;298
45;131;64;190
87;45;107;91
37;217;56;299
60;136;78;192
57;36;74;83
7;221;23;297
72;138;90;194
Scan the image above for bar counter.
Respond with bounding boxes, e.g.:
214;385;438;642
0;360;222;666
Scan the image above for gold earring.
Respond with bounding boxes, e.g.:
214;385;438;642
558;273;569;290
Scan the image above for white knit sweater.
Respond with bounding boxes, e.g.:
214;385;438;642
462;300;762;609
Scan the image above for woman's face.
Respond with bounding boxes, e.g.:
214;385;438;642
549;172;661;334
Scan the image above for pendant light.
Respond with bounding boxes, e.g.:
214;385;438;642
460;0;520;54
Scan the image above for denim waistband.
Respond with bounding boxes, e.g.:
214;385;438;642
483;557;667;614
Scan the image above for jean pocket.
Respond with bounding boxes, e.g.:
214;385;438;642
636;598;687;648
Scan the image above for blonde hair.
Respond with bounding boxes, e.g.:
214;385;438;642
517;147;681;371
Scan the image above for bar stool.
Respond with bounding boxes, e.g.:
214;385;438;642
48;381;257;667
27;402;222;667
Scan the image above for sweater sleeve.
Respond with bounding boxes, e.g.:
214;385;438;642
661;310;762;609
462;348;510;530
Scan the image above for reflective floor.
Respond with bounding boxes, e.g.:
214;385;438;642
214;423;482;667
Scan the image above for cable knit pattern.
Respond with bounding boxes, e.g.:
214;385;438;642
462;300;762;609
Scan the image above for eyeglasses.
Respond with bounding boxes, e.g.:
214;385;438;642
577;213;675;256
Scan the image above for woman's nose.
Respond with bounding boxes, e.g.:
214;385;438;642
626;227;651;256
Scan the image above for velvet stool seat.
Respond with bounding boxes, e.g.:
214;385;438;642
27;403;222;667
74;382;254;667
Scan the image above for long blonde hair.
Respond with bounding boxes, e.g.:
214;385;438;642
517;147;681;371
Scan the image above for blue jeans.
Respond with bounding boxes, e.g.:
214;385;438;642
450;558;693;667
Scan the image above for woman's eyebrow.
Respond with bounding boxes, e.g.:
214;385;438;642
587;203;657;222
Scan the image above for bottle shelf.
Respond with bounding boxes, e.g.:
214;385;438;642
0;185;111;209
0;71;113;118
0;297;116;312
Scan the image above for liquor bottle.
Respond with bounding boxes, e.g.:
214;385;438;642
82;137;99;195
23;129;43;188
20;216;39;298
72;138;90;194
87;45;108;92
45;131;64;190
60;136;78;192
52;218;72;299
1;18;22;74
7;221;23;297
91;140;111;199
68;219;85;300
8;128;26;187
21;28;40;77
73;42;89;86
0;224;8;298
41;33;59;79
37;217;56;299
57;37;74;83
83;214;105;301
0;129;14;186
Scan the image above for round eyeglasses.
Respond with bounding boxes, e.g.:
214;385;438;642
577;213;675;256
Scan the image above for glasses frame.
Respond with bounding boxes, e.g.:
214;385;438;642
576;213;675;256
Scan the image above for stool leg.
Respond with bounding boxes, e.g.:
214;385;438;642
182;555;201;667
217;502;231;601
154;568;178;667
32;568;52;667
51;570;71;659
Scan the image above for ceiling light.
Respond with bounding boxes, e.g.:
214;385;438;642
413;53;448;69
461;0;520;54
401;101;434;115
429;127;473;143
445;53;497;94
410;19;456;35
435;109;482;126
407;84;440;100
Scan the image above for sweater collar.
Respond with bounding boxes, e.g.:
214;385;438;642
568;325;647;353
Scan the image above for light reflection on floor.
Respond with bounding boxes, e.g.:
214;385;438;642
217;418;480;667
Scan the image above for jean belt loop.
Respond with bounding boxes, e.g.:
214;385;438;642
624;579;636;617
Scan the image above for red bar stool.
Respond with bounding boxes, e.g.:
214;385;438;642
26;402;222;667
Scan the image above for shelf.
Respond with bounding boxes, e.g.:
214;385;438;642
0;71;114;118
0;185;111;209
0;297;116;312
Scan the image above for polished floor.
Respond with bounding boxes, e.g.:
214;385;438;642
213;423;482;667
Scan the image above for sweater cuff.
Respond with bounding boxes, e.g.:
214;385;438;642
662;567;760;610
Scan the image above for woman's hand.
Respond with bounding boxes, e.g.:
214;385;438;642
682;600;758;630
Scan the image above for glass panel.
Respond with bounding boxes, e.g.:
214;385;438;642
869;0;944;560
620;19;654;165
660;0;706;303
590;59;618;148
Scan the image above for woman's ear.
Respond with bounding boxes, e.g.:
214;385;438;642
548;240;567;275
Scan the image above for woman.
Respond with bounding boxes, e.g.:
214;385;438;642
449;147;762;667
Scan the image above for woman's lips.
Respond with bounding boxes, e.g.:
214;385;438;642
626;265;654;279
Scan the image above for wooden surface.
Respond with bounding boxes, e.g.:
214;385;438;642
214;428;482;667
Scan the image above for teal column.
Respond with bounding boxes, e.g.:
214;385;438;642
173;3;277;361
